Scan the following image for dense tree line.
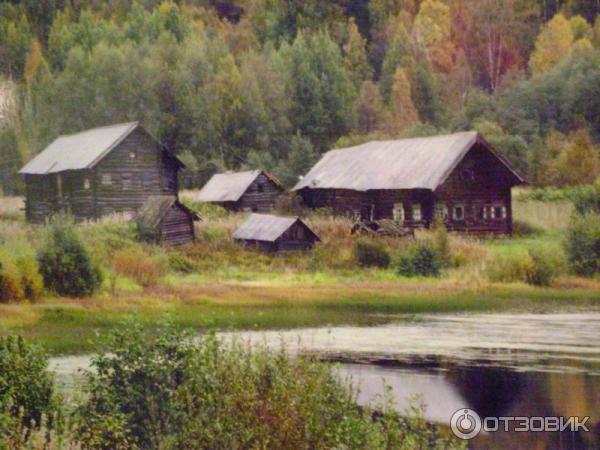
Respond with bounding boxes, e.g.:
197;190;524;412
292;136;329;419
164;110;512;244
1;0;600;193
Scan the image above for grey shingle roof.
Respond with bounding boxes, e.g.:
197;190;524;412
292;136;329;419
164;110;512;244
20;122;140;175
19;122;183;175
136;196;200;237
196;170;263;202
293;131;524;192
233;213;307;242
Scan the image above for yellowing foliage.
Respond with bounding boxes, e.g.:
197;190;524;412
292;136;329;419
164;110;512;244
530;13;574;76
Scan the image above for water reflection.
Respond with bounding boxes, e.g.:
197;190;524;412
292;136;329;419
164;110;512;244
337;362;600;449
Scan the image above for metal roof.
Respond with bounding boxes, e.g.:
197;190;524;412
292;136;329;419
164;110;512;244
196;170;263;202
19;122;176;175
293;131;524;192
233;213;304;242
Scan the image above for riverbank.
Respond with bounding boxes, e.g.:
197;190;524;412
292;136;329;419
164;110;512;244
3;276;600;355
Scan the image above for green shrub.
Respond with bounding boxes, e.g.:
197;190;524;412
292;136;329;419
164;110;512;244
396;241;442;277
74;323;464;450
168;252;197;273
352;238;391;268
37;217;103;297
0;336;58;441
432;219;451;267
565;213;600;276
525;245;565;286
484;252;534;283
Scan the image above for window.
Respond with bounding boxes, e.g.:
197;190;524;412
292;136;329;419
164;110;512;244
257;184;264;193
435;203;448;220
101;174;112;185
129;151;136;159
412;204;422;222
83;177;90;190
492;205;506;220
473;203;487;220
393;203;405;222
453;204;465;221
121;173;132;189
56;174;62;197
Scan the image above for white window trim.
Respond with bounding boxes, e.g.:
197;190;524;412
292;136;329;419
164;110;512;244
393;203;405;222
101;174;112;185
453;204;465;221
83;177;90;190
412;204;422;222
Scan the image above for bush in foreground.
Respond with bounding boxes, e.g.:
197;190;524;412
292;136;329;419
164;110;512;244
111;247;167;287
37;217;102;296
565;213;600;276
353;238;391;268
74;323;464;450
0;336;58;446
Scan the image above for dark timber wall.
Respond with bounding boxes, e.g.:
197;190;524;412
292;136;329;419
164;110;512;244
298;144;517;235
160;204;195;246
24;128;180;223
219;172;282;212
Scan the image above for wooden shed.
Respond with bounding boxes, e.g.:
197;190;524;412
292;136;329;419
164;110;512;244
19;122;184;224
233;213;320;252
293;132;525;235
196;170;283;212
136;196;200;246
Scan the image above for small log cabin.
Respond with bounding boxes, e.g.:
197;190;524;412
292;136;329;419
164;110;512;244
19;122;184;224
233;213;320;252
293;132;525;235
196;170;283;212
136;196;200;246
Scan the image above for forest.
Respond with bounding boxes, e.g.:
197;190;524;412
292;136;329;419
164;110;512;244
1;0;600;193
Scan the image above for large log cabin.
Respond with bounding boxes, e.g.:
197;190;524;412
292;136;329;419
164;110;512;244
293;132;525;235
19;122;184;224
196;170;283;212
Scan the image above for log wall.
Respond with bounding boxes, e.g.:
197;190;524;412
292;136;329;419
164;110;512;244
160;204;195;246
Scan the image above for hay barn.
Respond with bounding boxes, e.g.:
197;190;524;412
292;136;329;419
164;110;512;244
196;170;283;212
136;196;200;246
293;132;525;235
233;213;320;252
19;122;184;224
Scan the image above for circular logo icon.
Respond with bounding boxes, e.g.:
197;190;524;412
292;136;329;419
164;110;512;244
451;408;482;440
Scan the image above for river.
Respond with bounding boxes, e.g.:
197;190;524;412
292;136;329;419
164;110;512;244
50;312;600;449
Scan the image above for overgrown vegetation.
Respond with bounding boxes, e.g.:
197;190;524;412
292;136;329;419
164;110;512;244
1;325;465;449
0;336;58;448
37;217;102;297
353;238;391;268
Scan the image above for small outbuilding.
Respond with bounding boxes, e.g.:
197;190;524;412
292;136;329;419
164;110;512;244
233;213;320;252
136;196;200;246
196;170;283;212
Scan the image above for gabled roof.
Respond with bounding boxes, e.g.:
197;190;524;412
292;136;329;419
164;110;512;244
136;196;200;236
233;213;318;243
293;131;524;192
196;170;282;203
19;122;183;175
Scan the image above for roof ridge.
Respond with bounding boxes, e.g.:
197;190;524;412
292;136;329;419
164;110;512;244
58;121;139;138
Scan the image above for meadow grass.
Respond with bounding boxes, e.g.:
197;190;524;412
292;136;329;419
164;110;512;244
3;278;600;355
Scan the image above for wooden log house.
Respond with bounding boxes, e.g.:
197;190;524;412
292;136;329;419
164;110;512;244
196;170;283;212
19;122;184;224
233;213;320;252
293;132;525;235
136;196;200;246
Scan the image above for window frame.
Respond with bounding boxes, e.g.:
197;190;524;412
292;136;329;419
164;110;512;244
101;174;112;186
412;203;422;222
452;204;465;221
393;203;405;222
